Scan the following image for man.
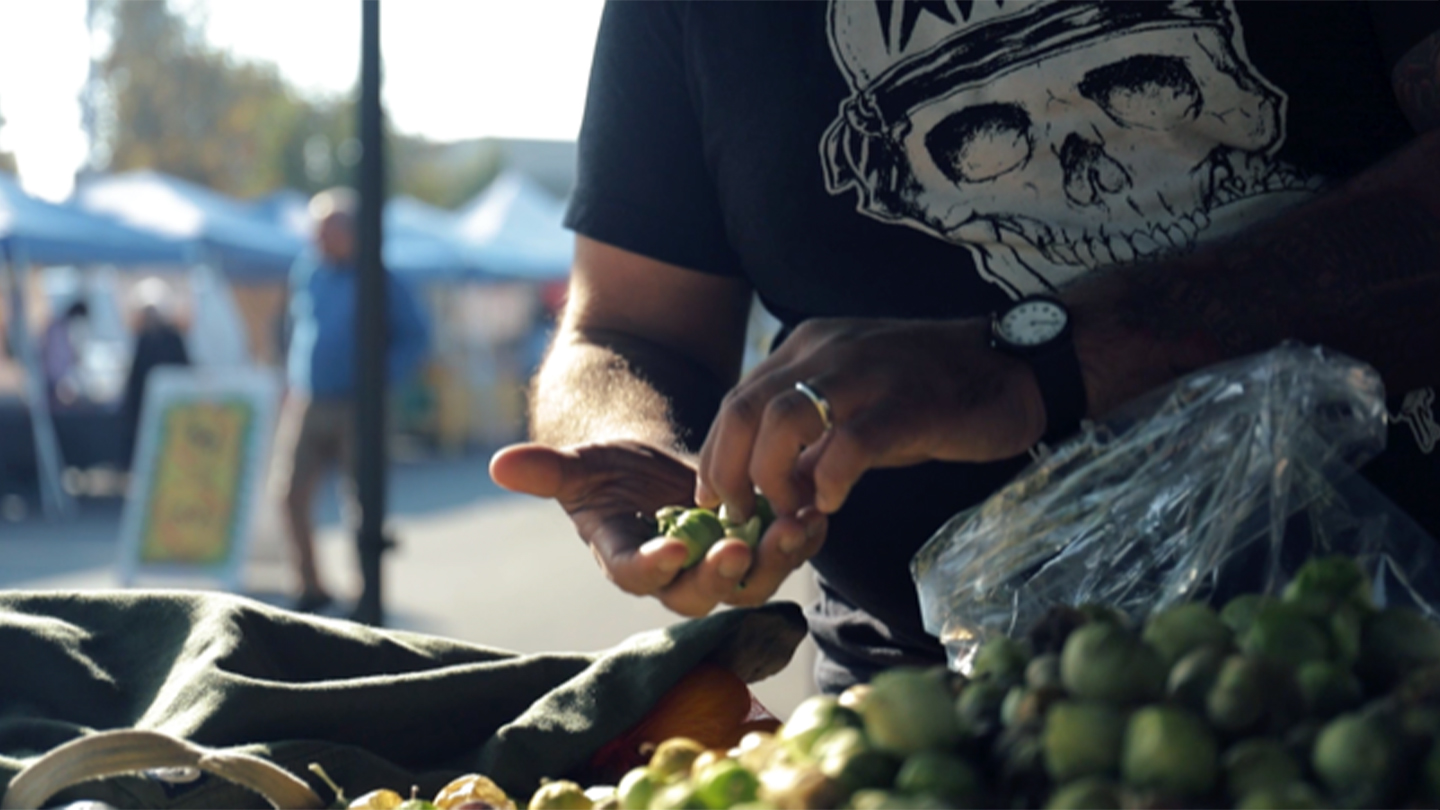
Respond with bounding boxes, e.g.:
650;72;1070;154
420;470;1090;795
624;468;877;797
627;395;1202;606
491;2;1440;692
278;187;430;615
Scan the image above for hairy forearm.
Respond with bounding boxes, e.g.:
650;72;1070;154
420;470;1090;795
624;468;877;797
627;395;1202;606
1068;129;1440;416
529;327;729;455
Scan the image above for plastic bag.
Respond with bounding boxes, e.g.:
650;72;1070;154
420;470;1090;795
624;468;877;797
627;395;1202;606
912;343;1440;672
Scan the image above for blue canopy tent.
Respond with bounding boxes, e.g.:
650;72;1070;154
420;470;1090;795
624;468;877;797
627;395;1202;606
74;171;304;281
1;174;192;267
1;174;192;519
384;196;479;282
453;170;573;282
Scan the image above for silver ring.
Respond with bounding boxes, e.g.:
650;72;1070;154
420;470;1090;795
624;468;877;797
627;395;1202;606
793;381;834;432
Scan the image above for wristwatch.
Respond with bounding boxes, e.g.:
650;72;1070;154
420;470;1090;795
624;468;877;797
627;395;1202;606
988;295;1088;447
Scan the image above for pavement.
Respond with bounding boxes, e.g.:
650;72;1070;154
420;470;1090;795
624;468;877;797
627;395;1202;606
0;452;820;719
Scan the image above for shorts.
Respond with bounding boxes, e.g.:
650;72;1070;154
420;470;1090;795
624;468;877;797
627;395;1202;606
271;396;358;523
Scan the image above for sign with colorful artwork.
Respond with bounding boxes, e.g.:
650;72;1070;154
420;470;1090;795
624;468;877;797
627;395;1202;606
118;367;280;590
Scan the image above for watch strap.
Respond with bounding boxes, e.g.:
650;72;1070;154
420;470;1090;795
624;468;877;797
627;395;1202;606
1030;337;1088;446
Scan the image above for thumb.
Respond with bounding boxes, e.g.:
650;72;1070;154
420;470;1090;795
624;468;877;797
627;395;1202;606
489;442;577;499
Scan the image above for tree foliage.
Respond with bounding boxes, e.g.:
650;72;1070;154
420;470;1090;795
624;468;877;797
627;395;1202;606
89;0;497;205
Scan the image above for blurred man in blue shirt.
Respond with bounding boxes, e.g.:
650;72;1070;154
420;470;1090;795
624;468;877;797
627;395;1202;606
275;187;430;614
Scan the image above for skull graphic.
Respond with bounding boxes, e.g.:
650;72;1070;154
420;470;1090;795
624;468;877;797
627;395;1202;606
823;0;1326;297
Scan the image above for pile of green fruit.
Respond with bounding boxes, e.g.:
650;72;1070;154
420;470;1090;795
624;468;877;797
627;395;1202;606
322;555;1440;809
593;555;1440;809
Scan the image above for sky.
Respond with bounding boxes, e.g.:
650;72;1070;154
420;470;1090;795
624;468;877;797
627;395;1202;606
0;0;605;202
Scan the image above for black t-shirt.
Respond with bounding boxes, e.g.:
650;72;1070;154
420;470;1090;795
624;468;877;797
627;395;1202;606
566;0;1440;692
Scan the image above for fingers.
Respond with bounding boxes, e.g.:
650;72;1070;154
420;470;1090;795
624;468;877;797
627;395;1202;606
809;415;890;514
488;442;572;498
748;379;834;515
654;539;755;617
721;510;827;608
589;520;692;596
697;372;833;518
694;381;768;517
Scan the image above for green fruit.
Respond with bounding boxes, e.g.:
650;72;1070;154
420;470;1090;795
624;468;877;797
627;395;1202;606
1061;623;1166;704
893;750;981;805
1142;603;1232;667
1295;660;1363;719
1328;604;1363;665
654;506;687;534
616;768;659;810
838;683;873;713
1222;739;1301;801
753;494;775;528
1358;607;1440;690
756;765;841;810
1205;656;1267;733
1043;777;1122;810
781;695;862;758
667;509;726;567
956;678;1009;735
693;760;760;809
861;667;962;756
1282;555;1372;615
1311;714;1395;803
972;636;1031;687
649;782;703;810
1078;603;1131;629
812;725;898;794
1220;595;1272;636
1166;645;1228;713
1121;706;1219;797
1234;782;1324;810
1402;705;1440;740
1043;701;1126;782
650;737;707;780
809;725;866;763
1026;654;1063;691
717;496;773;548
586;785;620;810
1001;685;1061;730
528;780;593;810
848;789;946;810
1424;738;1440;801
996;727;1046;783
1000;686;1027;728
1240;603;1330;668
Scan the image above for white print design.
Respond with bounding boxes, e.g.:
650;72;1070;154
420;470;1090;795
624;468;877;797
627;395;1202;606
1394;388;1439;455
822;0;1326;299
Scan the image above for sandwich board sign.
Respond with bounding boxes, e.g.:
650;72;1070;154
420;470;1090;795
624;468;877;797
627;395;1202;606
117;366;280;591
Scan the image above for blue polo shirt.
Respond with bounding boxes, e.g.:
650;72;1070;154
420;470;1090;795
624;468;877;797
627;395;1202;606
286;253;431;401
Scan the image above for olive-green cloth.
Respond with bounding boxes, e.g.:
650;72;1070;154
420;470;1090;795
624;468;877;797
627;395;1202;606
0;590;807;809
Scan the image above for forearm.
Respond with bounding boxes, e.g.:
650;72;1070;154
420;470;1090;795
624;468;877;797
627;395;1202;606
529;327;730;456
1067;129;1440;416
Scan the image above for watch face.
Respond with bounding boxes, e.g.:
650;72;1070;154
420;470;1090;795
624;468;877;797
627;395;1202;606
998;299;1068;347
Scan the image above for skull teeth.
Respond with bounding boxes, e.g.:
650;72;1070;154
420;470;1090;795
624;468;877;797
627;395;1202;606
985;153;1320;272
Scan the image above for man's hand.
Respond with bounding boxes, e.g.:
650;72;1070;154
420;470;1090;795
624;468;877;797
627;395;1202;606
490;440;825;616
695;318;1047;521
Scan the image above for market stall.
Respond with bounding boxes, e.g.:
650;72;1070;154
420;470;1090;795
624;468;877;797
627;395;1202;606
5;345;1440;809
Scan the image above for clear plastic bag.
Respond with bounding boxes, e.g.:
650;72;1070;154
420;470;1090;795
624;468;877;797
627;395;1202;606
912;343;1440;672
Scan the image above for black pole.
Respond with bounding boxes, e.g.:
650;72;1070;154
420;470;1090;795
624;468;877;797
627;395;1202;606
353;0;387;626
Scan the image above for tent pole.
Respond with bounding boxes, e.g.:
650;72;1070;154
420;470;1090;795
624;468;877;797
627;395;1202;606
4;247;74;520
352;0;388;626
